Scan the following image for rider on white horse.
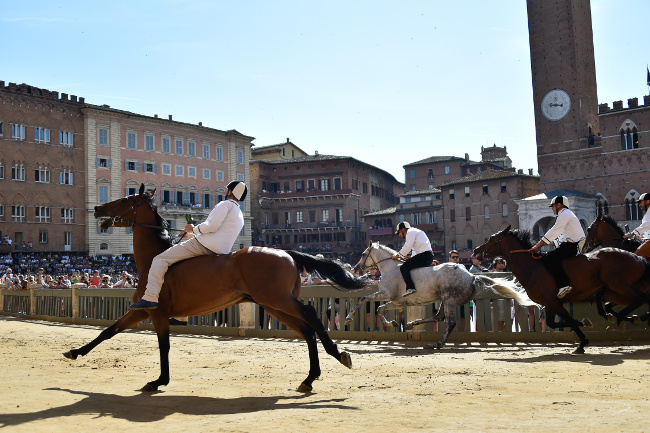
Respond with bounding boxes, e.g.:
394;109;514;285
391;221;434;297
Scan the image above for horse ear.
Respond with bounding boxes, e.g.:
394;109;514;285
149;188;157;197
500;225;511;234
597;212;603;220
139;183;145;196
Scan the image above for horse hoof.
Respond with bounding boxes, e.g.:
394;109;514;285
297;383;313;393
582;318;593;328
140;383;158;392
607;315;616;323
340;352;352;369
62;350;77;360
424;343;441;350
404;323;414;330
572;347;585;355
390;321;399;328
344;318;352;325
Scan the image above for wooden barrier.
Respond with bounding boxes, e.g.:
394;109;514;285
1;281;649;344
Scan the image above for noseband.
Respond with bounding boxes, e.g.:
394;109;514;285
357;243;400;273
103;194;153;228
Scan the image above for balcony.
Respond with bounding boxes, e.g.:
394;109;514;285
263;220;362;232
260;189;359;202
159;204;211;218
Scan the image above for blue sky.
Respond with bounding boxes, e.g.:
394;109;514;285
3;1;649;182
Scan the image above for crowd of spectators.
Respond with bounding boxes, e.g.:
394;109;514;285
0;252;137;291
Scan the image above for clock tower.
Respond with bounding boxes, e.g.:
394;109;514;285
527;0;601;183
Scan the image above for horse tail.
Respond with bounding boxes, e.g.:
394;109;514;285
473;275;538;307
285;250;368;290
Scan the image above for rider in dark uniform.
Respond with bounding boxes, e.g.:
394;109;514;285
529;196;586;298
391;221;434;297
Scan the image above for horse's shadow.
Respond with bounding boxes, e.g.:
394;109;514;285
0;387;357;428
485;347;650;366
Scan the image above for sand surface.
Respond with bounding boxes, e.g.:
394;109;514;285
0;316;648;432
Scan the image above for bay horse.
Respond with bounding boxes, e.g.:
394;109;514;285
582;213;647;322
582;213;641;254
347;242;538;349
63;184;368;392
474;226;650;354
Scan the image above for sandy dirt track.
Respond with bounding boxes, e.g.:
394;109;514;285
0;316;649;432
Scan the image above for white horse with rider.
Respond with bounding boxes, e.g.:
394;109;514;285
349;242;537;349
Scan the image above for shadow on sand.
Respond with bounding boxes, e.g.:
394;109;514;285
0;387;358;428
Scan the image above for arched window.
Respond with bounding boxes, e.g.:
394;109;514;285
620;120;640;150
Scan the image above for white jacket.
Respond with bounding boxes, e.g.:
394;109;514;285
542;208;585;246
399;227;432;256
633;211;650;240
192;199;244;254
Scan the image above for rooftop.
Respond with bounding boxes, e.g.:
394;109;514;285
438;169;538;187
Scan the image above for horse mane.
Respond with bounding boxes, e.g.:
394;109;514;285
373;242;397;255
601;214;626;237
510;229;534;249
149;202;173;246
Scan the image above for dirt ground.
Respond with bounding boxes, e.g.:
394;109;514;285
0;316;649;432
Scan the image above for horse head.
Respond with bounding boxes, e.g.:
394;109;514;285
353;241;375;273
582;212;604;253
473;225;511;260
94;183;157;230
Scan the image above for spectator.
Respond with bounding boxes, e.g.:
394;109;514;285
99;275;113;288
113;271;134;288
89;270;101;288
490;257;507;332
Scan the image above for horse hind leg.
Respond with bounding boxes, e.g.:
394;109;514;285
141;314;171;392
405;304;445;330
63;309;149;360
260;305;321;392
425;303;456;350
345;291;389;325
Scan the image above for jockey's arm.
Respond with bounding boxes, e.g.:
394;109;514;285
183;223;196;239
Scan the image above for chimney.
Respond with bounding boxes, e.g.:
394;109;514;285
154;114;158;118
465;153;469;162
315;150;319;156
287;138;290;143
199;122;202;126
79;97;85;103
168;115;173;121
528;169;533;175
518;169;523;174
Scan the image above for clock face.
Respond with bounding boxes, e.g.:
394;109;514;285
541;89;571;121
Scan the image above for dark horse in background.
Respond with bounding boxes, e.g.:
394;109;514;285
582;213;648;323
63;184;368;392
582;213;641;254
474;226;650;354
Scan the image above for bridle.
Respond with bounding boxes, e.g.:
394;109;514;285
101;193;184;233
356;243;402;273
479;231;541;259
582;218;602;253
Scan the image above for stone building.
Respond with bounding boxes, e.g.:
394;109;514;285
83;105;254;256
524;0;650;232
439;169;540;259
403;145;514;192
0;82;86;253
251;139;308;161
250;153;403;259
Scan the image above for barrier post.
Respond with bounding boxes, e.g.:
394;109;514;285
406;305;428;341
71;284;80;319
238;302;257;334
30;285;36;316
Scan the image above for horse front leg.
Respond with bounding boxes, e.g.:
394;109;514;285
425;304;456;350
63;309;149;360
544;307;590;354
141;315;171;392
344;291;388;325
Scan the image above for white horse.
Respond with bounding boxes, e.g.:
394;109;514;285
349;242;538;349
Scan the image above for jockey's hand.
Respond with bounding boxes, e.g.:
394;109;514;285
184;223;194;234
623;233;635;240
391;254;400;260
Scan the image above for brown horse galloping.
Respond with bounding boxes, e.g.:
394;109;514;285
63;184;368;392
474;226;650;354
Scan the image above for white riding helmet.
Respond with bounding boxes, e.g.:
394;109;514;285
227;180;248;201
548;195;569;208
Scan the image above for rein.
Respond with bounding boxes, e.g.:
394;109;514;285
102;194;185;232
357;244;402;272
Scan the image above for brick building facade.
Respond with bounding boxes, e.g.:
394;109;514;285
250;153;403;259
0;82;86;253
83;106;253;256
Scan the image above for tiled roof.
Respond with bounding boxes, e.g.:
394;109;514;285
438;169;538;187
400;187;441;197
403;156;464;167
364;207;397;217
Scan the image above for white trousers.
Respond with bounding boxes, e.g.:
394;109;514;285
142;237;213;302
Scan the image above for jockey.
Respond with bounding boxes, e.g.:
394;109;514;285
130;180;246;310
391;221;434;297
624;192;650;258
529;196;585;299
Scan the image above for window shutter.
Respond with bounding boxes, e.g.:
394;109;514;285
183;191;190;204
45;129;50;142
69;173;73;185
96;158;101;167
70;133;73;146
135;162;140;172
124;160;129;170
153;163;158;173
108;227;114;234
60;172;64;184
107;159;112;168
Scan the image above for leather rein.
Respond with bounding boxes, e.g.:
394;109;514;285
357;243;403;273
